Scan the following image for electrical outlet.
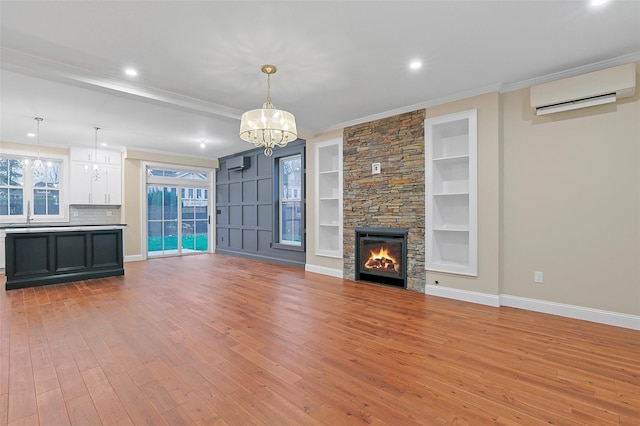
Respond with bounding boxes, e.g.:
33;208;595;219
534;271;543;283
372;162;381;174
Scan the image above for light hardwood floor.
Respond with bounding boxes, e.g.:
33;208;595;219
1;254;639;425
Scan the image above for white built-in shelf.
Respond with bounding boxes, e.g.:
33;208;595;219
315;138;343;258
425;109;477;276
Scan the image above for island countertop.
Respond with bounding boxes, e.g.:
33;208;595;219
4;225;126;290
1;224;126;233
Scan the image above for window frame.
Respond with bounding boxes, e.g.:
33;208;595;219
0;150;68;224
272;145;305;252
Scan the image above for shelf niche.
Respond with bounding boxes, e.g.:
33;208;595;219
315;138;343;258
425;109;477;276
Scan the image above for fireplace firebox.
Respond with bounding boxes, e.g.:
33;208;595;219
355;227;408;288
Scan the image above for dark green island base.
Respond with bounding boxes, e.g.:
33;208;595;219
4;225;125;290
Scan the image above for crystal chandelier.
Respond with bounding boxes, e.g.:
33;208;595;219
239;65;297;156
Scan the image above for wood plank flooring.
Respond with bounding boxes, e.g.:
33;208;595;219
1;254;639;425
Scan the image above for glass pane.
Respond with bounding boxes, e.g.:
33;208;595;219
9;189;23;215
148;168;164;177
45;163;60;188
0;188;7;215
34;189;47;214
148;221;163;254
195;220;208;251
48;190;60;215
281;200;302;244
9;159;24;186
0;158;8;185
182;221;195;251
164;188;178;220
147;186;163;220
194;173;207;180
163;170;179;178
164;221;178;251
280;155;301;201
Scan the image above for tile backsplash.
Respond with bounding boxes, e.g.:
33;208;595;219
69;205;121;225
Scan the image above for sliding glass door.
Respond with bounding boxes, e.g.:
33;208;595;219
146;173;211;258
147;186;179;256
180;187;209;253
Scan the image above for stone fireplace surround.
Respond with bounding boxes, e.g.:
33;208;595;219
343;110;426;292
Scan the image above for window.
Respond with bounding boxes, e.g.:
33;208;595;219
0;155;63;220
33;162;60;215
279;154;302;246
0;158;24;216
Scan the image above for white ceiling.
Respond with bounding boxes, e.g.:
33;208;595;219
1;1;639;159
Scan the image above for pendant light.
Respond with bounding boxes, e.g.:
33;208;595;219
239;64;297;156
91;127;101;180
32;117;45;177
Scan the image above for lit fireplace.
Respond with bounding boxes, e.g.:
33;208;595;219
364;245;401;275
355;227;407;288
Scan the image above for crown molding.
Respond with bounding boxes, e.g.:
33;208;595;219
0;47;243;121
501;51;640;93
323;52;640;133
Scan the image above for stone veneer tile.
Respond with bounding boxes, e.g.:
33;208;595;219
343;110;426;292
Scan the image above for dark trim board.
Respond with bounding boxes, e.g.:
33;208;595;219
5;228;124;290
214;248;305;269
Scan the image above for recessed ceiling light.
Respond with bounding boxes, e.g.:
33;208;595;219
409;60;422;70
200;142;206;149
591;0;610;7
101;142;107;147
124;68;138;77
27;132;36;137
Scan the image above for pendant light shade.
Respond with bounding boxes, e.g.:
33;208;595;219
239;65;297;156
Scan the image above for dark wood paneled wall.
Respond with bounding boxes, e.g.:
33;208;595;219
216;141;306;268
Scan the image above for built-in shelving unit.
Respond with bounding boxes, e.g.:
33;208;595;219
425;109;477;276
315;138;343;258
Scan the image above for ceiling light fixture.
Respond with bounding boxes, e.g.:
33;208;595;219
409;60;422;70
239;64;297;156
32;117;45;177
591;0;609;6
90;127;101;181
125;68;138;77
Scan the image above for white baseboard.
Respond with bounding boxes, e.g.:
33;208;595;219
124;255;144;263
305;264;343;279
423;285;640;330
424;284;501;307
500;295;640;331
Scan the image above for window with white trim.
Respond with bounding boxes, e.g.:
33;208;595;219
0;155;64;221
278;154;302;246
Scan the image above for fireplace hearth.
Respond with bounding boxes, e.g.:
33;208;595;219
355;227;408;288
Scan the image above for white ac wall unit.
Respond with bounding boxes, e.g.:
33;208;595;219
530;63;636;115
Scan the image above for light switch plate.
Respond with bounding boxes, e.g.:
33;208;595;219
372;162;381;174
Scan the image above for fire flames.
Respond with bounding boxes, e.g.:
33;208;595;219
364;247;399;273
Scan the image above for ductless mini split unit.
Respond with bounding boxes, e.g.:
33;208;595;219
530;63;636;115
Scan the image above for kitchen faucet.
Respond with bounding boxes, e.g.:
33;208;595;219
26;200;32;225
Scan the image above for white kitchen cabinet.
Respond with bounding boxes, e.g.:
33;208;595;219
315;138;343;258
69;149;122;205
425;109;477;276
70;147;121;165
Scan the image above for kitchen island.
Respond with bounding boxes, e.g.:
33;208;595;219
3;224;126;290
